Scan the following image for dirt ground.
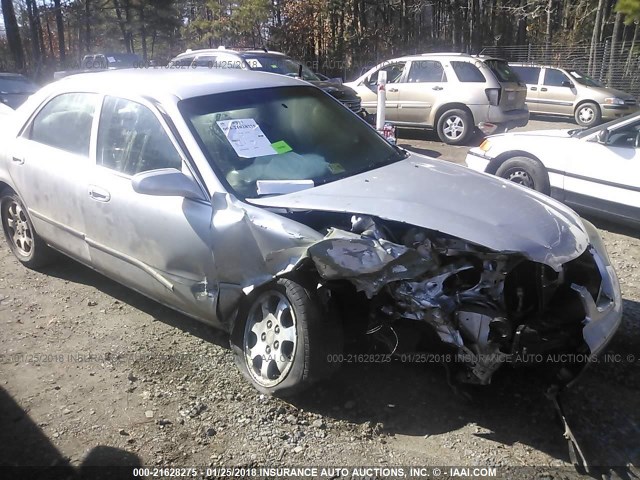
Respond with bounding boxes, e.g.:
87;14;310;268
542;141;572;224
1;125;639;479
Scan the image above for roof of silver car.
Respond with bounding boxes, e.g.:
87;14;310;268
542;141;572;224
56;69;304;100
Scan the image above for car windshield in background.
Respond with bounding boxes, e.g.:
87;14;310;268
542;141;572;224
0;76;38;94
568;70;603;87
179;86;405;198
242;56;320;82
106;54;141;68
484;60;521;83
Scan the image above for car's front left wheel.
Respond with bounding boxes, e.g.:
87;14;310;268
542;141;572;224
1;189;55;268
231;278;342;397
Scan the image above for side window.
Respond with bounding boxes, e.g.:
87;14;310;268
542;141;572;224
407;60;447;83
511;66;540;84
368;62;406;85
97;96;183;176
451;61;485;83
544;68;570;87
193;55;217;67
29;92;97;156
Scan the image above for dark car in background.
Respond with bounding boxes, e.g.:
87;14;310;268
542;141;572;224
0;73;39;109
168;48;364;116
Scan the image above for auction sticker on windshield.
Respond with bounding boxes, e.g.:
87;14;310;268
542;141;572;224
217;118;277;158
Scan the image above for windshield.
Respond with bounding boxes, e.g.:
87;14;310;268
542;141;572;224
568;70;603;87
571;114;635;138
484;59;521;83
179;86;405;198
104;54;141;68
0;76;38;94
242;55;320;82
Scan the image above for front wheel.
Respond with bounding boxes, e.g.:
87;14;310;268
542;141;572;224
1;189;55;268
574;102;601;127
231;278;342;397
436;108;473;145
495;156;551;194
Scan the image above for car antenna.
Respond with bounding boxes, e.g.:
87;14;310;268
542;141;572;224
298;64;303;78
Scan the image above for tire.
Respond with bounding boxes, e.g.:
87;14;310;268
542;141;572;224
230;278;342;397
0;189;55;269
436;108;473;145
495;156;551;194
574;102;601;127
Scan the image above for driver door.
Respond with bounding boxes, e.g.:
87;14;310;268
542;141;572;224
83;95;221;324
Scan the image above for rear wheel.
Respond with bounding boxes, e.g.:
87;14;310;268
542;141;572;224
574;102;601;127
436;108;473;145
495;156;550;194
231;278;342;397
0;189;55;268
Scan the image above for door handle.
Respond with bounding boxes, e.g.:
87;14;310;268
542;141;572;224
388;88;398;93
11;157;25;165
540;87;548;92
432;86;444;91
88;186;111;202
530;87;538;91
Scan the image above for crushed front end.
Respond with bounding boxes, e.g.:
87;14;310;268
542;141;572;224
299;215;622;385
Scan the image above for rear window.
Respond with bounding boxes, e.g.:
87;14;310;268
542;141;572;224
484;60;520;83
451;61;486;83
510;66;540;84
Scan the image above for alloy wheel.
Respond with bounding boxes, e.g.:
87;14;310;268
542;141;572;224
442;115;465;141
4;200;33;257
243;290;297;387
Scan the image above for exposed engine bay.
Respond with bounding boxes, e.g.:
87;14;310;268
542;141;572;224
287;212;607;385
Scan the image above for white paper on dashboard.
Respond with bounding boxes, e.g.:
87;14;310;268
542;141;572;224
216;118;277;158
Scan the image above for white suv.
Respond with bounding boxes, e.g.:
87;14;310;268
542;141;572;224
346;53;529;144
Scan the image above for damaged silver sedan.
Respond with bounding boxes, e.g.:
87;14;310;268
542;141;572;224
0;70;622;395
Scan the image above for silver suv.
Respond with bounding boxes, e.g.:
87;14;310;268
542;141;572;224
510;64;639;127
345;53;529;144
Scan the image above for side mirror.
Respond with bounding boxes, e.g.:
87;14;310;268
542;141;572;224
562;80;574;88
596;128;610;144
132;168;206;201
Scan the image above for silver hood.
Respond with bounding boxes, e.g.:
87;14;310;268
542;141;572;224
249;155;589;271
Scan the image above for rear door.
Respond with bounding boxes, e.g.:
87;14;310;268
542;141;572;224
564;119;640;223
538;68;576;115
510;65;542;112
395;60;447;125
7;92;99;262
483;59;527;111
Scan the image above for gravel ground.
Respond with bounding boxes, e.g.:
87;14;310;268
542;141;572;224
1;119;639;479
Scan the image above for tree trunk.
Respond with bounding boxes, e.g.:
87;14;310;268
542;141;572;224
53;0;66;62
139;6;148;62
1;0;25;70
25;0;42;67
85;0;91;54
589;0;605;75
607;11;623;85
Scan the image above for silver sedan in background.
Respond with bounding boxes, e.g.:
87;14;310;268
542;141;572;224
0;70;622;396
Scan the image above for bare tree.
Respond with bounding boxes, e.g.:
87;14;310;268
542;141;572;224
1;0;25;70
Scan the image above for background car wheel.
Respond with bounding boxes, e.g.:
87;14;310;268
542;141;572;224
574;102;601;127
436;108;473;145
495;156;550;194
0;189;55;268
231;278;342;397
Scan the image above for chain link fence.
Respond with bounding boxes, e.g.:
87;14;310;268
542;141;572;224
480;43;640;99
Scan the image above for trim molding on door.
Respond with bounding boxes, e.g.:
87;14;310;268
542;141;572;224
28;208;174;291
